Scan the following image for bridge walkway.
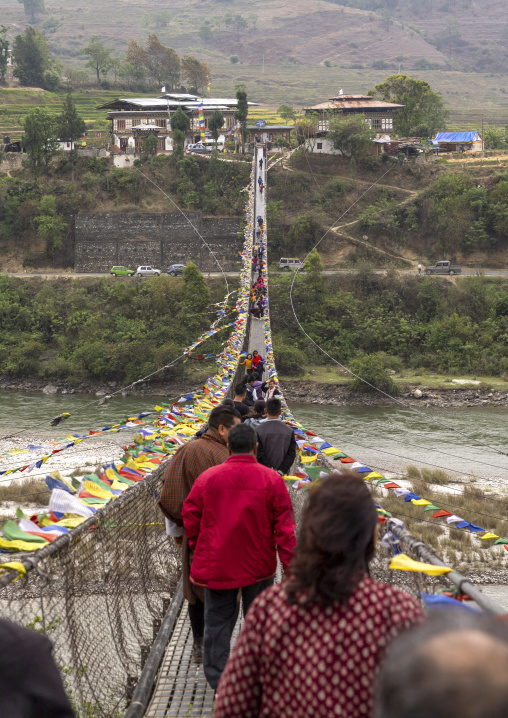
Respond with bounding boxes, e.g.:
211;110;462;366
145;146;266;718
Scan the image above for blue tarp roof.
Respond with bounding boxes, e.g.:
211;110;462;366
435;132;480;143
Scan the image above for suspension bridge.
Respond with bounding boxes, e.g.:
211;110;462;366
0;146;506;718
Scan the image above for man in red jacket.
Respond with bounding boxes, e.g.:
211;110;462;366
182;422;296;690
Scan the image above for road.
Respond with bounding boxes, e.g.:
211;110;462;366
3;269;508;279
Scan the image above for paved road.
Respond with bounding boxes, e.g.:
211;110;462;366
4;269;508;279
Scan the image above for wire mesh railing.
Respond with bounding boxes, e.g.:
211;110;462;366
0;463;180;717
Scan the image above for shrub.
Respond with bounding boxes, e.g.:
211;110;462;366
348;353;400;394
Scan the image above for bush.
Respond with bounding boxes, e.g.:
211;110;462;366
273;340;301;376
229;54;240;64
348;353;400;394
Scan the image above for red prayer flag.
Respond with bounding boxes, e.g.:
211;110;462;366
340;457;355;463
431;510;453;518
383;482;401;489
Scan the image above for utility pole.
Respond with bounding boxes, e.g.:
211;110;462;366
482;117;485;156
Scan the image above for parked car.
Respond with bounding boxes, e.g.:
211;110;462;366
186;142;212;154
167;264;186;276
136;266;161;276
279;257;304;271
425;260;462;276
110;266;134;276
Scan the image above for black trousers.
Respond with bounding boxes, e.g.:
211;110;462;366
188;597;204;639
203;577;274;689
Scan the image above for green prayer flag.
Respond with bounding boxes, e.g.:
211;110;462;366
424;504;441;512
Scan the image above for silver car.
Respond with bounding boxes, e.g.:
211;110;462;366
136;265;161;276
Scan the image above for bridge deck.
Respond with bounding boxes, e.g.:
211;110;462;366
145;147;266;718
146;606;243;717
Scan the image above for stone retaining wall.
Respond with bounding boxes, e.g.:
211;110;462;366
75;212;243;272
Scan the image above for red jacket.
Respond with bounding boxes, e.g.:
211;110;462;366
182;455;296;590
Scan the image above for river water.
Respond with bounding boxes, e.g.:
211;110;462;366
1;390;506;485
291;403;508;489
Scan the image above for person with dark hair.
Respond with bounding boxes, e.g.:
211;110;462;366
232;384;249;418
159;405;241;663
195;399;236;438
251;350;265;379
243;376;256;407
255;397;296;475
0;618;75;717
262;377;281;400
214;473;423;717
244;399;266;429
182;423;296;691
376;611;508;718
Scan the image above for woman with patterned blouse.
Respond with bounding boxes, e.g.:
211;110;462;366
214;472;424;718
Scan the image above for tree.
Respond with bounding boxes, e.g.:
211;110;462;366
57;91;86;142
232;15;248;41
171;106;190;158
370;74;449;137
198;24;213;43
327;113;374;158
209;109;224;150
143;133;158;165
13;26;52;88
0;26;9;83
183;261;210;311
235;84;248;154
82;36;114;84
18;0;45;22
246;12;258;27
36;196;67;258
125;39;149;84
23;107;58;176
145;35;181;88
295;116;318;148
277;104;296;124
304;248;323;289
182;55;211;92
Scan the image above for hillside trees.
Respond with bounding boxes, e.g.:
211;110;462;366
13;27;59;90
327;113;374;158
0;26;8;82
182;55;211;92
235;84;249;153
57;92;86;143
209;109;225;149
370;74;449;137
23;108;59;176
171;107;190;158
83;36;114;84
18;0;45;21
125;36;181;89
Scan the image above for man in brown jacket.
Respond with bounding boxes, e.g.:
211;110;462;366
159;404;241;662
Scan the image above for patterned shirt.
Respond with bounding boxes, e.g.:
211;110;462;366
214;576;424;718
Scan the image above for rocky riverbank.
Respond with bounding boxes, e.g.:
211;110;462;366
1;376;507;408
281;380;508;409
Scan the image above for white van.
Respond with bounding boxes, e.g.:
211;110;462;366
279;257;304;271
203;135;225;151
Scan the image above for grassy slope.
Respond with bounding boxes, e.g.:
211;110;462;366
1;0;508;134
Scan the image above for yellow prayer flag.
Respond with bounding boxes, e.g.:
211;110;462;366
83;481;112;499
322;447;340;456
0;561;26;579
480;532;499;540
300;455;317;464
0;537;48;552
411;499;432;506
365;472;383;480
389;553;452;576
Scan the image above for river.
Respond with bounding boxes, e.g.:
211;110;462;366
291;403;508;489
0;390;506;485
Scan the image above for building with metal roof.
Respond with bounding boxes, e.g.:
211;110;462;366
304;94;404;134
96;94;259;154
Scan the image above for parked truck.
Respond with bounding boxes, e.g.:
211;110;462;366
425;260;462;276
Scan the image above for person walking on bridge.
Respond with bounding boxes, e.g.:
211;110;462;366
259;157;263;170
159;405;241;663
214;472;423;718
255;397;296;475
258;176;263;189
182;423;296;690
